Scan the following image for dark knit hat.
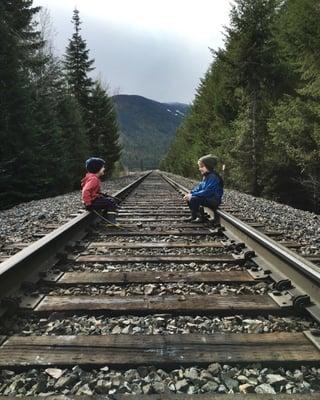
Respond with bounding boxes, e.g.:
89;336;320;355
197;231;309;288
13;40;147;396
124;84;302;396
198;154;218;171
85;157;105;173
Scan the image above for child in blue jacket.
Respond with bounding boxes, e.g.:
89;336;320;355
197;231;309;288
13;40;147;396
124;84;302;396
183;154;223;223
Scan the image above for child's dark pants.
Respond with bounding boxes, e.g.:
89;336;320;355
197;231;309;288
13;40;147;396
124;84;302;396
188;196;219;220
91;195;118;212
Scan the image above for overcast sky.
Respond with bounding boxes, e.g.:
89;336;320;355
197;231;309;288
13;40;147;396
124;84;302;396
33;0;232;104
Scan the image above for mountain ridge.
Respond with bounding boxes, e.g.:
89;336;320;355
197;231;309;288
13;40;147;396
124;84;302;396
112;94;189;170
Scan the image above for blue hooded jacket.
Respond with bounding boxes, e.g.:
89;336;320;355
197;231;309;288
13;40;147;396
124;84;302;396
191;172;223;204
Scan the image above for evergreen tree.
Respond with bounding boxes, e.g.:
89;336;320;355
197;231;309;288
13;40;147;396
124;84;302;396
63;8;94;113
268;0;320;211
58;93;89;187
221;0;283;195
162;0;320;212
0;0;44;208
88;81;121;175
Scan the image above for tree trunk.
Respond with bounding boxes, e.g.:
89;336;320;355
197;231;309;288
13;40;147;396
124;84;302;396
251;88;258;195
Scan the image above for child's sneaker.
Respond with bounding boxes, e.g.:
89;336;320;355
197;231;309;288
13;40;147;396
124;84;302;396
191;217;204;223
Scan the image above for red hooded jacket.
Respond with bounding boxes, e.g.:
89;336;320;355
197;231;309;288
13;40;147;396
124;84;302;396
81;173;102;206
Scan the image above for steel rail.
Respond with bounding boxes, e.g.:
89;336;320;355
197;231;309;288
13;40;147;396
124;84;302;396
161;172;320;322
0;172;151;310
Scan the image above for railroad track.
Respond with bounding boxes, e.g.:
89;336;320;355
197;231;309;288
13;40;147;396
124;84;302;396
0;171;320;399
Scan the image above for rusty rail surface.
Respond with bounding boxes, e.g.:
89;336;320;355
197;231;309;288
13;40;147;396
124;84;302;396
161;172;320;323
0;172;151;313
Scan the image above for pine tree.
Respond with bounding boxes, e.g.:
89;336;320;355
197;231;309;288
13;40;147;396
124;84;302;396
0;0;44;208
88;82;121;175
58;94;89;187
63;8;95;113
221;0;283;195
268;0;320;211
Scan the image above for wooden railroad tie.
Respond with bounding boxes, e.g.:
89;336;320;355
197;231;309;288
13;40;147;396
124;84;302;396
42;270;257;285
26;294;289;315
0;332;319;368
74;255;239;264
95;230;217;236
88;241;225;249
0;395;319;400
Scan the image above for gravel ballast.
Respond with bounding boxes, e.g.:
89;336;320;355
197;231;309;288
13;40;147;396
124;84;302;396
164;172;320;255
0;173;144;250
0;364;319;396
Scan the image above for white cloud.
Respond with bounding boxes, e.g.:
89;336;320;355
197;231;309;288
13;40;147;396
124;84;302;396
33;0;232;102
36;0;231;43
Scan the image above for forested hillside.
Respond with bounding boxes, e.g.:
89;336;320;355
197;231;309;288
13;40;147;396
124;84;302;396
0;4;120;209
161;0;320;213
113;95;188;170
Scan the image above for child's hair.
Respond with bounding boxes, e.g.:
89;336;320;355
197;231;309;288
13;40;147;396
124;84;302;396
198;154;218;171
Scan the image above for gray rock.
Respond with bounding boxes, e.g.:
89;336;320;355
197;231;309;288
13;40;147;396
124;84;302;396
142;384;151;394
207;363;221;375
255;383;276;394
124;369;139;382
222;375;239;391
137;366;149;378
55;374;78;389
152;381;166;393
201;381;218;392
184;367;199;382
95;379;112;394
239;383;255;393
217;384;227;393
266;373;287;386
45;368;64;379
76;383;93;395
200;370;214;381
293;370;304;382
175;379;189;391
237;374;249;383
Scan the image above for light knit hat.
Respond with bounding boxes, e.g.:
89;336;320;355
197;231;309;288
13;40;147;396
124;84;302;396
198;154;218;171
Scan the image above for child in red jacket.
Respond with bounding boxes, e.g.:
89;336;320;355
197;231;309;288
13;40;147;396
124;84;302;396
81;157;118;221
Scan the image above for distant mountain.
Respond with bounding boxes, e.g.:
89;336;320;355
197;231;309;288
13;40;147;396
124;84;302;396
112;95;189;170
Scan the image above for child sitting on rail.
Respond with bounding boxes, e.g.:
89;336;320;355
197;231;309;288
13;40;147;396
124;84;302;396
183;154;223;224
81;157;118;223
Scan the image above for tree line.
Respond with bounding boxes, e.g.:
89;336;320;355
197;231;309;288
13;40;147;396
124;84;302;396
0;1;121;209
161;0;320;213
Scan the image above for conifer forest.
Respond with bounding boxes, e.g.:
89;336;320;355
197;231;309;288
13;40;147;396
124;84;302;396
0;2;121;209
1;0;320;213
162;0;320;213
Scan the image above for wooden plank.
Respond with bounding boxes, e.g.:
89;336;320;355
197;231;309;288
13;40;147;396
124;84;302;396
75;254;238;264
88;241;225;249
115;395;320;400
305;255;320;264
120;208;189;211
33;294;281;315
264;230;283;237
1;396;320;400
0;332;319;368
2;243;29;250
53;271;255;285
278;240;301;249
99;231;215;237
117;217;188;222
120;223;210;229
121;202;186;204
118;212;190;216
247;222;265;228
